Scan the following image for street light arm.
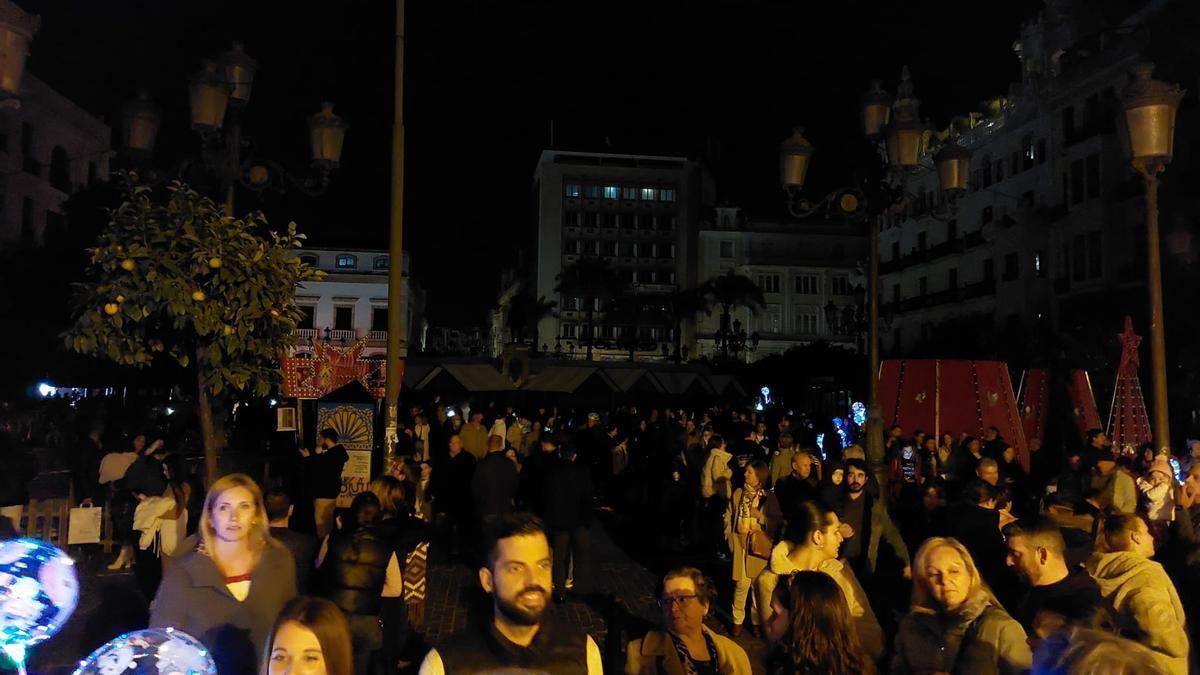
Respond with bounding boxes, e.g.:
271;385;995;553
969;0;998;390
237;156;333;197
785;186;867;220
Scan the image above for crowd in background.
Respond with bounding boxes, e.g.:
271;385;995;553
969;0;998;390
2;396;1199;673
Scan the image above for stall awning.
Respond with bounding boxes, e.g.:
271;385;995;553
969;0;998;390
522;366;618;394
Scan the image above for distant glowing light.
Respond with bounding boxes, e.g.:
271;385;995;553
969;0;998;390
851;401;866;426
165;407;175;416
269;398;278;407
37;383;56;398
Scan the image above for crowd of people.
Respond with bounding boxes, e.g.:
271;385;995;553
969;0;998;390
3;399;1200;674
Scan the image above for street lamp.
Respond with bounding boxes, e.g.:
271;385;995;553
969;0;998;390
122;89;161;158
884;67;928;170
713;317;759;361
1120;62;1185;454
189;60;232;132
0;0;38;105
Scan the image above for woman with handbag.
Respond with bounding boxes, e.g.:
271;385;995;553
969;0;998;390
724;459;781;637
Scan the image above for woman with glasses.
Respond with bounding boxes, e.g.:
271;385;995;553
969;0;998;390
625;567;752;674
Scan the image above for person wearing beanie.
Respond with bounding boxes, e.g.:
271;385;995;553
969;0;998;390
1137;456;1176;524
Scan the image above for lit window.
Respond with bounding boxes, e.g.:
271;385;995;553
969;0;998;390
336;254;357;269
603;185;620;199
622;186;637;200
659;188;676;202
640;187;657;201
564;184;581;198
373;256;389;270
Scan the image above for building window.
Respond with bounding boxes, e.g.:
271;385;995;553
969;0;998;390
831;276;850;296
918;276;928;296
300;254;319;267
603;241;618;256
796;311;818;335
891;241;900;261
982;159;992;187
947;219;958;240
21;123;39;175
371;307;388;331
564;211;580;226
917;231;927;251
562;323;576;338
585;240;600;256
581;212;598;227
994;159;1004;182
1072;235;1087;282
668;244;677;258
757;304;782;332
795;275;818;295
585;185;601;199
50;147;71;192
619;186;635;200
659;188;676;202
336;254;357;269
1034;251;1045;277
373;255;389;270
1037;139;1046;164
1086;153;1100;199
1022;135;1036;170
1070;159;1084;205
297;306;315;330
719;241;734;259
891;284;900;304
1010;151;1020;176
88;161;98;185
603;185;620;199
757;274;780;293
666;271;676;284
564;183;581;198
640;187;657;201
1062;105;1076;144
334;306;354;331
20;197;33;246
1088;231;1102;279
1003;252;1019;281
948;267;958;289
629;242;640;257
658;215;676;230
602;213;617;227
984;258;995;281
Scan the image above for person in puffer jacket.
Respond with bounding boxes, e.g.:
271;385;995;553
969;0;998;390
1086;513;1189;675
891;537;1031;675
751;500;883;663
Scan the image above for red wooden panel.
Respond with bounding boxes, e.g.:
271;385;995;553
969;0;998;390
1017;368;1049;448
1069;370;1102;441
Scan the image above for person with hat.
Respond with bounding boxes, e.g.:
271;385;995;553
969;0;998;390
1091;445;1137;514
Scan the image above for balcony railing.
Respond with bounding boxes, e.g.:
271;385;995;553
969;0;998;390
889;278;997;315
367;330;388;344
294;328;319;342
329;329;358;342
880;230;989;275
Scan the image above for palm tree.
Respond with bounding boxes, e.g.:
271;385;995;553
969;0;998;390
702;270;765;359
554;257;625;361
663;286;709;363
506;292;557;349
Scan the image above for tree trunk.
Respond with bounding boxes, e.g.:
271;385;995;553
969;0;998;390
197;355;219;487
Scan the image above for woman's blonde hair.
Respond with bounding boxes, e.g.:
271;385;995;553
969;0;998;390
200;473;271;572
368;475;407;517
910;536;997;613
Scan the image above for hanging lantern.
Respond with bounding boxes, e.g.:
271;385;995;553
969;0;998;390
885;66;927;169
860;80;892;139
122;89;161;155
189;60;231;131
779;127;813;190
934;141;971;193
220;42;257;107
0;0;39;104
1120;62;1185;169
309;102;347;169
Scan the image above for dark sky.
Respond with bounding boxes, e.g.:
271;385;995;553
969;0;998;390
19;0;1142;326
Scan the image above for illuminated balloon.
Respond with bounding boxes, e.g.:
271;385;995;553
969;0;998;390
0;538;79;673
73;628;216;675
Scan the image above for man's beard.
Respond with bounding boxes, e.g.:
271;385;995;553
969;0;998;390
848;483;864;494
495;586;549;626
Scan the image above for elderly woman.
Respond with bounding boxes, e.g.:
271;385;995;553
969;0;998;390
724;459;782;636
891;537;1031;674
625;567;752;674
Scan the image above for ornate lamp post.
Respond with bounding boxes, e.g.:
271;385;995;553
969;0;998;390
1120;62;1185;454
778;67;968;477
0;0;38;106
713;317;759;361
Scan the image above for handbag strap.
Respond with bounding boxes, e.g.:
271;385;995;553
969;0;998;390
950;607;992;673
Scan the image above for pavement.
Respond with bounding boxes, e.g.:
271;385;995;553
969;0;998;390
19;516;769;674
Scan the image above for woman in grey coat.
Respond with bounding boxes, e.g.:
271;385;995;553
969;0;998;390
150;473;296;674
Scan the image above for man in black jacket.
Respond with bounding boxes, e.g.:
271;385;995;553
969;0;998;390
300;428;350;538
472;434;519;523
520;434;561;515
543;446;594;603
947;480;1019;609
265;489;317;593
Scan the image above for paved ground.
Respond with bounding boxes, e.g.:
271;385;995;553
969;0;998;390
19;517;768;674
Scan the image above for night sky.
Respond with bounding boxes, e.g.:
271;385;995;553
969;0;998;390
21;0;1144;326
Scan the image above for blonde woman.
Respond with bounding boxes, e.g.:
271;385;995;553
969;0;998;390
150;473;297;674
891;537;1031;674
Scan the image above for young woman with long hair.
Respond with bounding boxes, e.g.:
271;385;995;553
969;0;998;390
150;473;297;674
764;571;876;675
265;596;353;675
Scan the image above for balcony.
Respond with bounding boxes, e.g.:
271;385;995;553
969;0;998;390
295;328;319;343
880;231;989;275
367;330;388;346
889;278;996;315
329;329;358;342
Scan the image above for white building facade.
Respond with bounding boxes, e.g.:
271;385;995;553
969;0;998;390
0;75;111;247
878;6;1159;354
291;248;425;356
694;207;868;362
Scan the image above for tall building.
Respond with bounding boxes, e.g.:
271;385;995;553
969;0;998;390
291;248;425;356
0;74;111;247
694;206;868;361
877;4;1184;355
530;150;713;360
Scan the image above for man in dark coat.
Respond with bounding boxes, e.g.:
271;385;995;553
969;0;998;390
434;433;476;557
773;449;820;521
543;446;594;603
265;489;318;593
300;428;350;538
472;434;519;522
519;434;561;515
947;480;1019;609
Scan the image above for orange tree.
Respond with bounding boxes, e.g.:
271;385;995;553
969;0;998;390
65;175;321;484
